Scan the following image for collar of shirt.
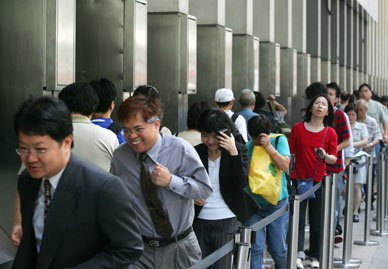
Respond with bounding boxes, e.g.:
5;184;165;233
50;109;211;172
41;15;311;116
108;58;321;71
91;117;113;124
39;166;66;197
136;133;162;164
71;114;91;124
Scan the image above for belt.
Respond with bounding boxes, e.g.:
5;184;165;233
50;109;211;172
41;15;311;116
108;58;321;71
142;227;193;247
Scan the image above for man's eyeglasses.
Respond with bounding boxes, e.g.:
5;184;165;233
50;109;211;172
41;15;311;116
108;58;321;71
16;144;54;157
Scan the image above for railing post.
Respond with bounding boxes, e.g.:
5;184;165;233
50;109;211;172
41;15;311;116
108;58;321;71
371;150;388;236
226;233;234;269
287;195;300;269
354;156;379;246
238;227;252;269
235;243;250;269
320;175;332;268
334;162;361;268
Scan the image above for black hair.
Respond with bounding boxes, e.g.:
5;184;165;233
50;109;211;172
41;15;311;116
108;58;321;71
248;115;271;138
58;82;99;116
303;94;334;127
215;101;232;108
344;103;356;114
326;82;341;98
196;108;237;136
381;96;388;104
90;78;117;113
187;101;211;129
305;82;328;100
254;91;266;110
133;85;160;99
14;96;73;144
358;83;372;94
340;92;350;102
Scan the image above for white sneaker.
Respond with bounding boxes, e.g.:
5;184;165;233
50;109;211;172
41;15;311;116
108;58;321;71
311;259;319;268
296;258;304;269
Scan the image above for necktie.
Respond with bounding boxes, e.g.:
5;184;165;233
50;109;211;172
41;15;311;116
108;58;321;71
43;179;52;222
140;153;173;238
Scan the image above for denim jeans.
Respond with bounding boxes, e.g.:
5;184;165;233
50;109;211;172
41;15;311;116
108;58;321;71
335;171;345;228
245;198;289;269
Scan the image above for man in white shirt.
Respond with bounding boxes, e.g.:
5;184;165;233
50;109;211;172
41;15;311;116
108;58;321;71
214;88;248;142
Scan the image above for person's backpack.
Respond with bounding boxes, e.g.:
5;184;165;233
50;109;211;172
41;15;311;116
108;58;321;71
231;113;246;144
107;121;123;135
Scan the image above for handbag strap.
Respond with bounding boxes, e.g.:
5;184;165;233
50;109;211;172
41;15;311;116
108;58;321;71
294;126;329;179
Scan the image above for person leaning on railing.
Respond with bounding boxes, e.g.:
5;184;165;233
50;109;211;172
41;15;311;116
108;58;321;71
288;94;338;269
244;115;291;269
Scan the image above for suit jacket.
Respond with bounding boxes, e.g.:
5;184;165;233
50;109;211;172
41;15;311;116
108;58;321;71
194;143;260;223
13;154;143;269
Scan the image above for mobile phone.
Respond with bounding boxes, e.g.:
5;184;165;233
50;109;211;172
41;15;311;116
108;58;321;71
217;128;231;137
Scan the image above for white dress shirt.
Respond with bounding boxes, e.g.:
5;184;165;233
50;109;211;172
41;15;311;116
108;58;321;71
32;167;65;252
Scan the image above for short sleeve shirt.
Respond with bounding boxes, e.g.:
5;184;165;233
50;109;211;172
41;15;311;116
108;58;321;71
351;121;368;153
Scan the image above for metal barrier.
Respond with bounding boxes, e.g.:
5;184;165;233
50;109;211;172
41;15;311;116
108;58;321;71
354;155;379;246
334;161;362;268
189;175;339;269
371;148;388;236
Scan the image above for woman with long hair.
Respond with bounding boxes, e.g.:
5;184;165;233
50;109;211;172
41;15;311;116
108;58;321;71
288;94;338;268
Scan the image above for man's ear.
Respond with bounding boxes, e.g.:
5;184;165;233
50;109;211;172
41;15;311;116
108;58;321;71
63;135;73;152
110;101;115;111
154;118;161;130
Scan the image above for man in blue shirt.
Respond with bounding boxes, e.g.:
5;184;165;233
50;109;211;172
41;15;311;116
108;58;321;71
90;78;126;144
236;89;259;140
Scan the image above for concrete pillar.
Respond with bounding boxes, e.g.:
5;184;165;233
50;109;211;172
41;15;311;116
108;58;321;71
339;0;347;91
189;0;232;107
253;0;280;97
226;0;259;101
307;0;321;82
147;0;196;132
331;0;340;84
353;2;359;90
275;0;295;115
321;0;331;83
346;0;353;92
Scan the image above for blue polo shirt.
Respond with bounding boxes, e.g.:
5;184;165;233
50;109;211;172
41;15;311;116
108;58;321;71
91;117;126;144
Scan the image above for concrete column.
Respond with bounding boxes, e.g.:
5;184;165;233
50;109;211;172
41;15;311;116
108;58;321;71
226;0;259;101
147;0;195;132
275;0;295;115
254;0;275;42
307;0;321;82
339;0;347;91
346;1;353;92
353;2;359;90
293;0;306;53
331;0;340;83
253;0;279;97
321;0;331;83
189;0;231;107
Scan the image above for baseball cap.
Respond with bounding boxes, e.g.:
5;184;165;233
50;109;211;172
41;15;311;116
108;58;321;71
215;88;234;102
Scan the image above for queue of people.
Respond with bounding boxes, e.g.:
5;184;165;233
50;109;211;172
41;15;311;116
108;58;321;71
9;79;388;269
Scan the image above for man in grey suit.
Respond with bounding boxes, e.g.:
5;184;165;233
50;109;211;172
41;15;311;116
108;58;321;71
12;96;143;268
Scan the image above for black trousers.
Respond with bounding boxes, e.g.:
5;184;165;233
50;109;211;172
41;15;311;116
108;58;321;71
193;217;238;269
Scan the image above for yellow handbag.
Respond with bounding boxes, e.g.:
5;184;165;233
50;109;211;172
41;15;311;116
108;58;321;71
249;134;283;205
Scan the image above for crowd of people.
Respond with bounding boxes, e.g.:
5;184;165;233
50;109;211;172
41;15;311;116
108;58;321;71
9;78;388;269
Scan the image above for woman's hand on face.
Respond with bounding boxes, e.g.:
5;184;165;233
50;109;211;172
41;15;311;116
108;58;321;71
258;133;271;148
217;132;238;156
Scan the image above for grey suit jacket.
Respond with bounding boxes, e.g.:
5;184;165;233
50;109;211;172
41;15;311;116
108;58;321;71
13;154;143;269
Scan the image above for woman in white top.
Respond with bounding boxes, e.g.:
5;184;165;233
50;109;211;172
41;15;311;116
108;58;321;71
193;108;260;269
345;104;369;222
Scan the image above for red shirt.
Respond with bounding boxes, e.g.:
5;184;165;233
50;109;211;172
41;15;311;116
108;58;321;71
289;122;338;182
326;108;351;173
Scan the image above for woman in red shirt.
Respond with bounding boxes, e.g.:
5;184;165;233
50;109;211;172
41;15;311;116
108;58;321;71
289;94;338;268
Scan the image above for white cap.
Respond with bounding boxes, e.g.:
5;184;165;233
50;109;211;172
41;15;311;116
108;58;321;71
215;88;234;102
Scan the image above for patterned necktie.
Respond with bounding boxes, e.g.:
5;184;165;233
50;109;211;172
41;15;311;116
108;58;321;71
140;153;173;238
43;179;52;222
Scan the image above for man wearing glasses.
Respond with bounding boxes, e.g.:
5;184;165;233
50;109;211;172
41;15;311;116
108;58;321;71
12;96;143;268
111;87;212;268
